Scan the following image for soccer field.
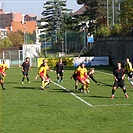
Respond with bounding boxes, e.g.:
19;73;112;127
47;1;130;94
0;66;133;133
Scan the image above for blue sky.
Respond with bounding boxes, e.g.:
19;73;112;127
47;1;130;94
1;0;82;16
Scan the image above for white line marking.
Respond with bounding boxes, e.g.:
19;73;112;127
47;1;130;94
51;80;93;107
94;104;133;107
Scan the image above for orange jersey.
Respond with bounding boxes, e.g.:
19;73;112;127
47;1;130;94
0;63;8;72
76;67;87;78
39;66;47;78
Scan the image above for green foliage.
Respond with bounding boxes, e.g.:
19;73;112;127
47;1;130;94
97;25;111;37
120;0;133;35
8;30;23;46
0;37;13;48
41;0;72;44
111;24;122;36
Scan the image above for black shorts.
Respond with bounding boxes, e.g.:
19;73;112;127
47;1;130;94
73;74;78;81
128;71;133;78
22;71;28;76
113;80;125;88
57;71;63;77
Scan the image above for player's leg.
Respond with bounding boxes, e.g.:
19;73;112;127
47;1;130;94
121;81;129;98
60;72;63;82
85;79;90;93
0;74;5;90
26;72;30;83
80;80;86;93
45;73;50;88
57;73;60;82
127;73;133;86
111;81;117;99
22;71;26;84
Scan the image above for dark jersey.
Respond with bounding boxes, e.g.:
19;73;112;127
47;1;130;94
113;67;125;81
22;61;30;72
55;63;64;73
89;74;97;84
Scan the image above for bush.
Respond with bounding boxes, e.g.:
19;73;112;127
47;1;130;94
96;25;111;37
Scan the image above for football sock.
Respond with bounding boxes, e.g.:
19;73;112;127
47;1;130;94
27;77;29;81
1;83;4;89
83;85;86;92
123;89;126;94
42;81;45;87
112;89;115;95
22;77;25;82
75;85;78;89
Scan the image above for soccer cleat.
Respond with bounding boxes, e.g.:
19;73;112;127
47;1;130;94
87;90;90;93
2;87;6;90
22;82;24;84
57;80;60;83
125;94;129;98
111;95;114;99
40;86;44;90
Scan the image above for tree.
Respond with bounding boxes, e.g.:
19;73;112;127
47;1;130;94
120;0;133;35
0;38;13;48
41;0;72;44
8;30;23;46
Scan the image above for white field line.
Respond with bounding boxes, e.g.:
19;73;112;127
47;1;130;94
94;104;133;107
51;80;93;107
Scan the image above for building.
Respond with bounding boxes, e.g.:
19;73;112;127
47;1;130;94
0;9;37;34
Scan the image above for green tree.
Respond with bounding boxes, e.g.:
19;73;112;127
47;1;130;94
120;0;133;35
41;0;72;44
0;37;13;48
8;30;23;46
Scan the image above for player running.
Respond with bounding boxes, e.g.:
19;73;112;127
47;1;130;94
35;59;50;90
35;59;52;88
111;62;129;99
21;57;32;84
124;58;133;86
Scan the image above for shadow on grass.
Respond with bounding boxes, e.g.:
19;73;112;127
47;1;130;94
14;86;39;90
98;81;113;87
48;88;69;93
5;81;18;84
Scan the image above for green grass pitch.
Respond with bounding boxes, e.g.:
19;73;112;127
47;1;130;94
0;66;133;133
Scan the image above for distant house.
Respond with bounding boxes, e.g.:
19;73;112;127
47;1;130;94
0;9;37;34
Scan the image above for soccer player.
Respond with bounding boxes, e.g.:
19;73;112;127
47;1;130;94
55;58;64;82
111;62;129;99
87;68;100;85
124;58;133;86
0;59;7;90
35;59;52;88
0;59;8;81
75;62;90;94
35;59;50;90
21;57;32;84
70;65;81;91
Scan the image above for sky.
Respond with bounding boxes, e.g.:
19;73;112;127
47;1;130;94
0;0;82;16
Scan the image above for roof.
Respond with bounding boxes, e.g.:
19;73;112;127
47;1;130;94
73;5;86;15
